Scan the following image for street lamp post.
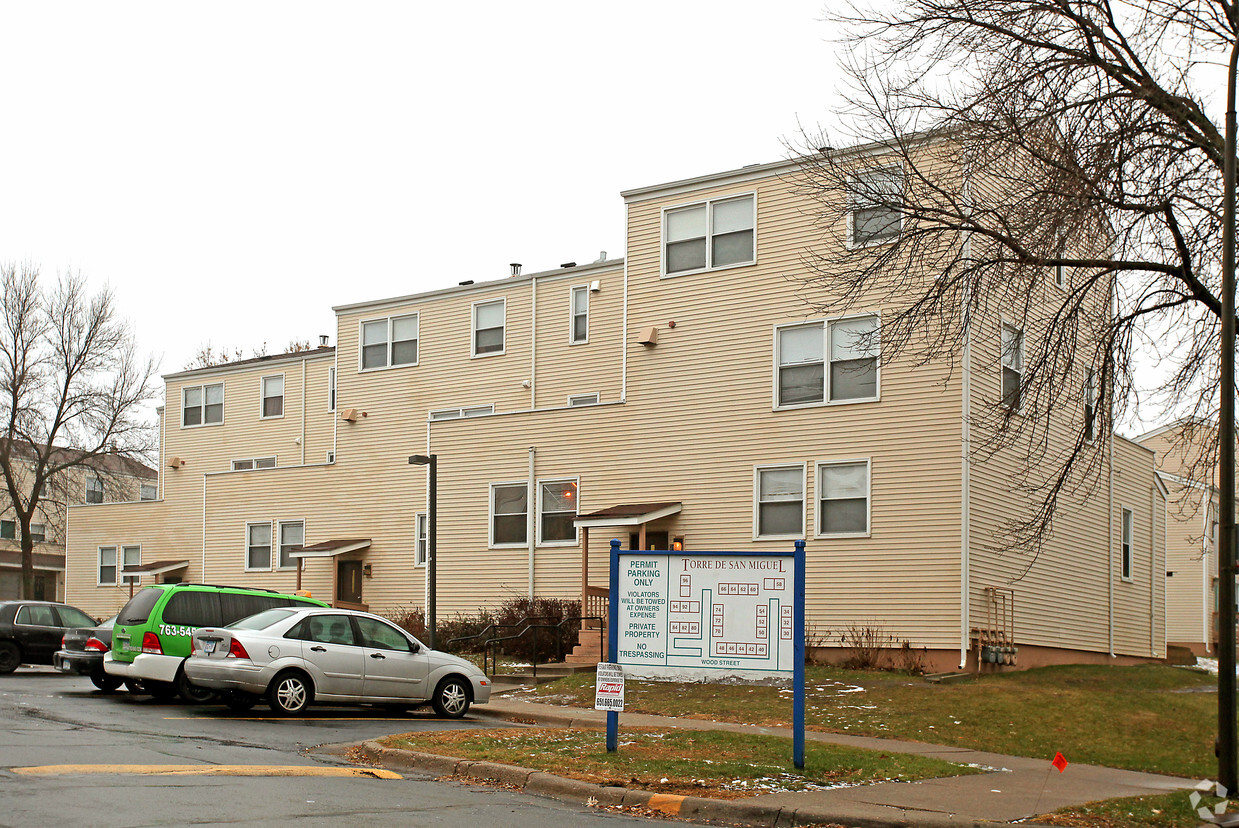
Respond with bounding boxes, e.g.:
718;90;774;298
409;454;437;650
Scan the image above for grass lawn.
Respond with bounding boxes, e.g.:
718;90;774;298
522;664;1217;778
1037;790;1230;827
379;726;982;799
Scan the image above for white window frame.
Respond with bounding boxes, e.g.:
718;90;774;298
328;366;337;412
773;313;881;410
232;457;277;471
85;473;104;504
97;545;118;586
753;464;806;540
245;521;274;572
1121;507;1134;582
428;404;494;421
846;165;904;249
121;544;141;585
567;393;600;407
537;477;580;547
260;373;285;420
415;512;428;567
1054;264;1067;290
358;312;420;372
471;299;506;358
181;382;224;428
816;459;872;538
1000;321;1024;412
277;519;304;571
661;192;756;278
489;481;529;549
28;523;46;543
1084;367;1097;443
569;285;590;345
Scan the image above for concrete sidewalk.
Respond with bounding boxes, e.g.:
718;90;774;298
462;695;1192;826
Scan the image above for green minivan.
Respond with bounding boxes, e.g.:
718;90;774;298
104;583;328;702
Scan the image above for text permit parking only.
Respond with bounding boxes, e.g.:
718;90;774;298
594;662;625;711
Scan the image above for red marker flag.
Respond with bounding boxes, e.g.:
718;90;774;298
1051;752;1069;773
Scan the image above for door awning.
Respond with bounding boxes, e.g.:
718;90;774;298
574;502;682;528
120;559;189;576
288;538;372;558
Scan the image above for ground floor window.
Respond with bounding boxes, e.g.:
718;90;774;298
491;483;528;547
246;523;272;570
98;546;117;585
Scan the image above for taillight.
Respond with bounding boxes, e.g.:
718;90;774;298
141;632;162;655
227;639;250;659
84;637;108;652
60;634;68;648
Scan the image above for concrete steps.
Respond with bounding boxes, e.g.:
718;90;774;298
490;662;598;690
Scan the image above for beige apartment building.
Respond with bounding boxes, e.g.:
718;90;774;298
66;144;1167;672
1;445;156;600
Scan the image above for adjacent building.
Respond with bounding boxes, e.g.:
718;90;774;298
66;142;1167;672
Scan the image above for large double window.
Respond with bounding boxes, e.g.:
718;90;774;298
246;520;304;570
361;313;419;370
490;479;579;547
776;315;879;407
664;194;755;276
182;383;223;427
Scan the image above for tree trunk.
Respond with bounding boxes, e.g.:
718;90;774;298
20;533;34;600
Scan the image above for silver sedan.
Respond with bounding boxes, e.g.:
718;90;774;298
184;606;490;717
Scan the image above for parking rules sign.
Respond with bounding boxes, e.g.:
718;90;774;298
594;662;625;711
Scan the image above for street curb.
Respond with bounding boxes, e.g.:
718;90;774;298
357;740;1028;827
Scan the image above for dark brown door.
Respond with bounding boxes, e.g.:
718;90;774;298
628;531;669;551
337;560;363;604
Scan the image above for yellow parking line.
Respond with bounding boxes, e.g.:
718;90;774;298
11;764;401;779
162;717;455;722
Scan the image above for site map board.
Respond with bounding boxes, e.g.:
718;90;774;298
606;539;807;768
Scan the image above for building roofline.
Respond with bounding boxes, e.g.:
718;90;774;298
1115;432;1156;455
162;346;336;382
1134;417;1213;444
331;258;623;317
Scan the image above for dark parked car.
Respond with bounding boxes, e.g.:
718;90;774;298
0;601;98;674
54;615;119;691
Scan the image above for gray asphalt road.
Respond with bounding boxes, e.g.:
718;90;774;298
0;668;650;827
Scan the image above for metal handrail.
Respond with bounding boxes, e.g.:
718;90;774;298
448;615;604;678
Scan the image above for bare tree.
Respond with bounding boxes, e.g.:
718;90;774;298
0;263;157;598
793;0;1234;565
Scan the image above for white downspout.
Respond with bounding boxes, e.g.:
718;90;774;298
621;206;630;402
1204;487;1213;652
959;154;973;670
530;274;537;409
1151;481;1157;656
1108;422;1115;657
528;447;536;598
300;359;307;465
201;474;207;583
425;419;432;615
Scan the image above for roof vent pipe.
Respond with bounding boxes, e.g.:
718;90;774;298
318;335;329;347
510;263;522;277
595;250;607;263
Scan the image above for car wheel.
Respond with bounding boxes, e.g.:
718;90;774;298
145;680;179;701
176;668;216;704
221;691;258;713
267;671;313;715
432;676;470;718
90;671;123;692
0;641;21;674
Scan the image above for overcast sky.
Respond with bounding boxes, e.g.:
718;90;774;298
0;1;842;378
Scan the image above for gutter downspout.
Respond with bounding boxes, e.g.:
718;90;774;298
621;205;630;402
332;345;339;462
959;153;974;670
201;474;207;584
1108;417;1116;657
1151;479;1158;656
528;446;536;598
1205;487;1213;652
425;419;432;615
530;274;537;409
300;359;307;465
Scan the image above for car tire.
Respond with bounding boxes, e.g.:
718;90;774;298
431;676;470;718
0;641;20;674
221;691;258;713
176;668;216;704
90;671;123;692
267;671;313;716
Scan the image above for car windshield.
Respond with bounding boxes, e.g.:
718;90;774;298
227;609;296;631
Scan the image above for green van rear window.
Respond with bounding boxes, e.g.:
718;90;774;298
117;589;163;625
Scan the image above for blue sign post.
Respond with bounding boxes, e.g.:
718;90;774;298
605;538;807;769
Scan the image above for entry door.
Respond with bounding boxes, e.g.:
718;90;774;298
629;531;669;551
337;560;363;604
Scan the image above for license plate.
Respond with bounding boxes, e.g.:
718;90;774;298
203;641;216;654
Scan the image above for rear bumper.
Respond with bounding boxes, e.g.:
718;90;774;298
183;658;270;695
53;650;103;675
103;652;182;683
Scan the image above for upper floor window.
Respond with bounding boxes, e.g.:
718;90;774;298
429;405;494;420
183;383;223;427
85;474;104;504
664;194;755;275
140;483;157;501
568;393;600;407
775;316;879;408
818;460;870;536
233;457;276;471
1001;323;1024;410
278;520;303;570
1121;507;1134;581
538;479;578;545
1083;368;1097;442
570;286;589;344
361;313;419;370
328;367;337;411
29;524;46;543
490;483;527;547
261;374;284;419
755;465;804;538
473;300;505;356
0;520;14;540
848;167;903;247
